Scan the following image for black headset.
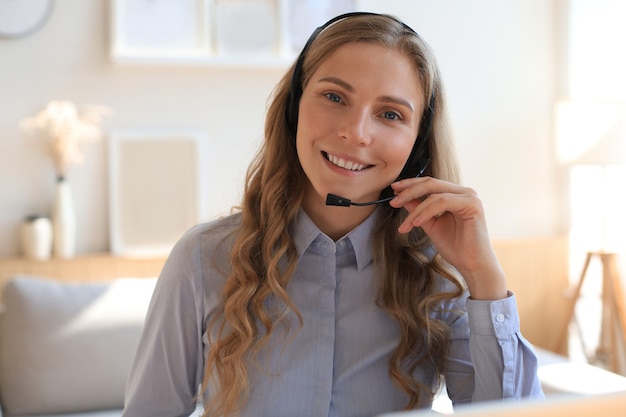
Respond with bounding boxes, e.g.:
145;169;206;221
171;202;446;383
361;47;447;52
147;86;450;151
285;12;435;206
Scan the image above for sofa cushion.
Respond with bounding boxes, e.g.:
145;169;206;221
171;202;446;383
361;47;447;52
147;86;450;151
0;276;157;416
13;410;123;417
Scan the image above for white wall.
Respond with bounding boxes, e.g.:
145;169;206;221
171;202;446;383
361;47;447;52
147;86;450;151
0;0;564;257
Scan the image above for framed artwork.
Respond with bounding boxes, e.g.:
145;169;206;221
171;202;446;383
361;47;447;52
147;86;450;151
109;0;356;66
108;131;205;257
110;0;211;59
213;0;279;58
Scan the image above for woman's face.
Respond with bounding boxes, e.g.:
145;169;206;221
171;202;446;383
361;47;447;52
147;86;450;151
296;42;425;208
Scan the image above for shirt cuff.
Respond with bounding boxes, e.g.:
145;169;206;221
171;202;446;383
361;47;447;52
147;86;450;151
466;290;520;338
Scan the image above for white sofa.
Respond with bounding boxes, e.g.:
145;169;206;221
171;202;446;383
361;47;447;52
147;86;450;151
0;276;157;417
2;275;626;417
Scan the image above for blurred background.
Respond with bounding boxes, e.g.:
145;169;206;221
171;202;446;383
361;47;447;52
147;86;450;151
1;0;571;254
1;0;625;368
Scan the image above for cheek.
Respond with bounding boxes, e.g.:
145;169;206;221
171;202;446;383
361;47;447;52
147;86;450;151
297;99;334;138
380;136;417;172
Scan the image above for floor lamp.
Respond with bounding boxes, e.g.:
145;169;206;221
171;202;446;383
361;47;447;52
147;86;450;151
557;251;626;373
554;100;626;374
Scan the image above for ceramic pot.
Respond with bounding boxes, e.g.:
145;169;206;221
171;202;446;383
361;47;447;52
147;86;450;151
20;215;53;260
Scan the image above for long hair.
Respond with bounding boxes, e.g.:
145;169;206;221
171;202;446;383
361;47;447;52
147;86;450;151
200;13;463;416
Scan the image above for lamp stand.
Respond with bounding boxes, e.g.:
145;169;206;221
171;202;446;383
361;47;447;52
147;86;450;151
556;250;626;374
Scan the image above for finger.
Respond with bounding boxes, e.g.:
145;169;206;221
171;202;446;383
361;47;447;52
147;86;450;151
398;191;481;233
390;177;466;207
397;193;452;233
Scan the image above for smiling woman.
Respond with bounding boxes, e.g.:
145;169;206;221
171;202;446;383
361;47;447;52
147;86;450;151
121;12;544;417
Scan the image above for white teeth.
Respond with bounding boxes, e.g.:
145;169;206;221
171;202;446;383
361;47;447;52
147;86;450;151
327;153;366;171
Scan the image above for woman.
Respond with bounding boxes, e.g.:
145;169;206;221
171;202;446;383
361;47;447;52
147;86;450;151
122;12;544;417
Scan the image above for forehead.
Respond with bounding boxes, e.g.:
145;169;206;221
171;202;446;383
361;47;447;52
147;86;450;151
311;42;424;103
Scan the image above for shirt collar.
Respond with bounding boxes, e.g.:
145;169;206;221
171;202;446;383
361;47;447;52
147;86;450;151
290;208;377;271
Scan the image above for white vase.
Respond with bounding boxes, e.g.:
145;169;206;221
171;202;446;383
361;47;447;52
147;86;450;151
20;216;53;260
51;177;77;258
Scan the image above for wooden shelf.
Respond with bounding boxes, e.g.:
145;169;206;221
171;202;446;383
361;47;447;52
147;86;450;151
0;254;166;300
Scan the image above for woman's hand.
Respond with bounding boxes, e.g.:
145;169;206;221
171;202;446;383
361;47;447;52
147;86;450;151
389;177;508;300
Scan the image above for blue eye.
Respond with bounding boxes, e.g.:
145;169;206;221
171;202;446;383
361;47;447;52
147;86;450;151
383;111;401;120
325;92;342;103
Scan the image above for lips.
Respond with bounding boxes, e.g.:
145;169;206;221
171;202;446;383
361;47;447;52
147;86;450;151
323;152;371;171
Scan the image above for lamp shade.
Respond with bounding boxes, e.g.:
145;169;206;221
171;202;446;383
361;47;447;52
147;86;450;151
556;100;626;165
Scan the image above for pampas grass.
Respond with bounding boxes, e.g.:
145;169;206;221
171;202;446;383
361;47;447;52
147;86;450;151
20;100;111;178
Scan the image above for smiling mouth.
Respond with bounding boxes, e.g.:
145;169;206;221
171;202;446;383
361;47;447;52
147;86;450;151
323;152;372;171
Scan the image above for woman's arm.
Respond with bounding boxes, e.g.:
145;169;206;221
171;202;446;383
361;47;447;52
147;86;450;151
444;292;545;404
122;227;207;417
391;177;544;403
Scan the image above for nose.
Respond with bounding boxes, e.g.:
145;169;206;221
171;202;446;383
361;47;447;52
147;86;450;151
337;109;372;146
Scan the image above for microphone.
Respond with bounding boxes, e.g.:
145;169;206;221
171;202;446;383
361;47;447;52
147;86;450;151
325;157;430;207
326;193;393;207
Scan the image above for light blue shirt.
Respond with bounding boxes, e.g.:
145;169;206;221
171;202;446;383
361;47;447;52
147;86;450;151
123;209;544;417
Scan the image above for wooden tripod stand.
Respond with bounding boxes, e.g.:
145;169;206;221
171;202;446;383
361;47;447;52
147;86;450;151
556;251;626;374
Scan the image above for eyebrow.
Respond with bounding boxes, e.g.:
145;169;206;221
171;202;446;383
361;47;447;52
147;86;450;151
317;76;415;112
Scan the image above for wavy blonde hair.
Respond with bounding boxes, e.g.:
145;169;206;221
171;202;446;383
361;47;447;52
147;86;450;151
200;14;464;416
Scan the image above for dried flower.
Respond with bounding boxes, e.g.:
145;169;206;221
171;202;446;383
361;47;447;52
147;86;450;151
20;100;111;178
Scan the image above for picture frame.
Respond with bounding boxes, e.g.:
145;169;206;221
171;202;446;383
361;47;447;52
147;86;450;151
108;130;206;257
110;0;211;60
109;0;356;66
212;0;279;59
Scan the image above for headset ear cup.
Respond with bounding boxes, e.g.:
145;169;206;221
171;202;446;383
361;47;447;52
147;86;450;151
398;94;435;180
285;24;322;139
285;58;303;138
285;90;296;138
285;57;302;136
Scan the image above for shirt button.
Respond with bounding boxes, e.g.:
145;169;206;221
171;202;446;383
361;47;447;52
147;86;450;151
496;313;506;323
337;240;346;248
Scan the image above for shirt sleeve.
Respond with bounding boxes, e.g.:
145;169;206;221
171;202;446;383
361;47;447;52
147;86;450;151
444;291;545;406
122;227;206;417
